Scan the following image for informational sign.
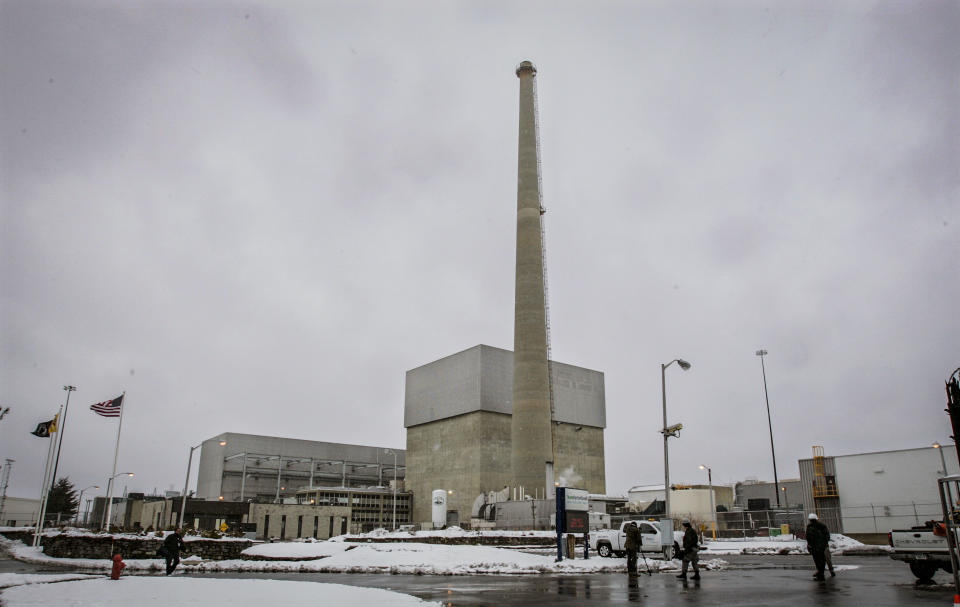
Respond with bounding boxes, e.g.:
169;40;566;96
564;488;589;512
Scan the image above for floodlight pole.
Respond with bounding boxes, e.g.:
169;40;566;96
756;349;781;508
661;358;691;521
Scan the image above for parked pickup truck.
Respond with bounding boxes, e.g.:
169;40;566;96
590;520;684;559
889;522;959;582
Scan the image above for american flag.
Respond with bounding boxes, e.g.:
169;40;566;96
90;395;124;417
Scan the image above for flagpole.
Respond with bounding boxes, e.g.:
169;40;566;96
33;407;62;547
103;392;126;532
48;386;76;493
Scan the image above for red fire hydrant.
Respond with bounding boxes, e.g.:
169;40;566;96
110;554;126;580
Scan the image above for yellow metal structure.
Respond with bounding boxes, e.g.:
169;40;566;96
812;445;838;499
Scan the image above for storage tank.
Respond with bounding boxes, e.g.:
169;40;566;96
431;490;447;529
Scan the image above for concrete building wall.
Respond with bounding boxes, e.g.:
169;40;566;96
248;503;351;540
734;479;803;510
406;411;605;526
406;411;513;525
0;497;40;526
196;433;405;502
404;345;605;428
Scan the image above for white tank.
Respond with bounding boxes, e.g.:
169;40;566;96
431;490;447;529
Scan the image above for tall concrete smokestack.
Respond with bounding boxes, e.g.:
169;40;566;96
511;60;553;496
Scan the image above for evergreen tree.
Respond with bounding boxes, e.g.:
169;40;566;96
46;477;79;520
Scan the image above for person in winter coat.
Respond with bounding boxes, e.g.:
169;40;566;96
163;528;187;575
676;519;700;580
110;554;126;580
624;521;642;574
806;513;830;580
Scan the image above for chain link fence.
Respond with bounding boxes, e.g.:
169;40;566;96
716;509;808;538
717;502;944;537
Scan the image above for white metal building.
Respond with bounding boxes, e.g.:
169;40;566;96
798;445;958;537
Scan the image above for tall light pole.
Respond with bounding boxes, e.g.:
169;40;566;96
755;349;781;508
699;465;716;539
384;449;397;530
661;358;691;520
180;439;226;529
75;485;98;525
934;442;950;476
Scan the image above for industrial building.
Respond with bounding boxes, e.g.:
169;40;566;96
733;478;803;510
195;433;405;503
404;344;606;525
0;496;40;527
798;445;957;542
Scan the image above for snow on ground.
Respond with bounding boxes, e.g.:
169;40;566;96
701;533;890;555
1;577;440;606
0;535;724;575
241;540;355;559
0;573;99;589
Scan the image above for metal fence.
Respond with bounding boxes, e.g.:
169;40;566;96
716;510;807;538
716;502;944;537
838;501;942;534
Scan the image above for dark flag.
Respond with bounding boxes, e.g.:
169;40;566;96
90;394;124;418
31;415;58;437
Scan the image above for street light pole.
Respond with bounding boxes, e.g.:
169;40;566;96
934;442;950;476
102;472;133;531
75;485;98;525
385;449;397;530
756;349;781;508
661;358;691;521
180;439;227;529
699;465;715;539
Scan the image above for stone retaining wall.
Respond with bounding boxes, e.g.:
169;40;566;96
1;532;253;560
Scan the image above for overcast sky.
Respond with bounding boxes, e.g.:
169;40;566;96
2;1;958;505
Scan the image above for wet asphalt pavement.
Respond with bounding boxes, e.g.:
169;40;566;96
2;552;956;605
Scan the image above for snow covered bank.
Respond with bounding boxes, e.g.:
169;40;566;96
1;535;726;575
1;577;440;606
702;533;891;555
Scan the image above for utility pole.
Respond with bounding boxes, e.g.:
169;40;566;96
756;350;781;508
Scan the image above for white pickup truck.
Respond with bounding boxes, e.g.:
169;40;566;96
590;520;684;559
889;523;958;582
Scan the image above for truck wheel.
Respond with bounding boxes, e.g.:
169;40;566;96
597;543;612;558
909;561;938;582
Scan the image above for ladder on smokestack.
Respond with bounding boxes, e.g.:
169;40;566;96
532;75;558;456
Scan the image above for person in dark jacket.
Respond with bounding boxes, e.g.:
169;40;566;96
163;528;187;575
806;513;830;580
624;521;641;574
676;519;700;580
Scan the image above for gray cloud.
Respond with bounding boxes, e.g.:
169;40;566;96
1;1;957;501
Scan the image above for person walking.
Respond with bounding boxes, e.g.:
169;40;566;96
806;513;830;580
163;528;187;575
676;519;700;580
624;521;641;574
